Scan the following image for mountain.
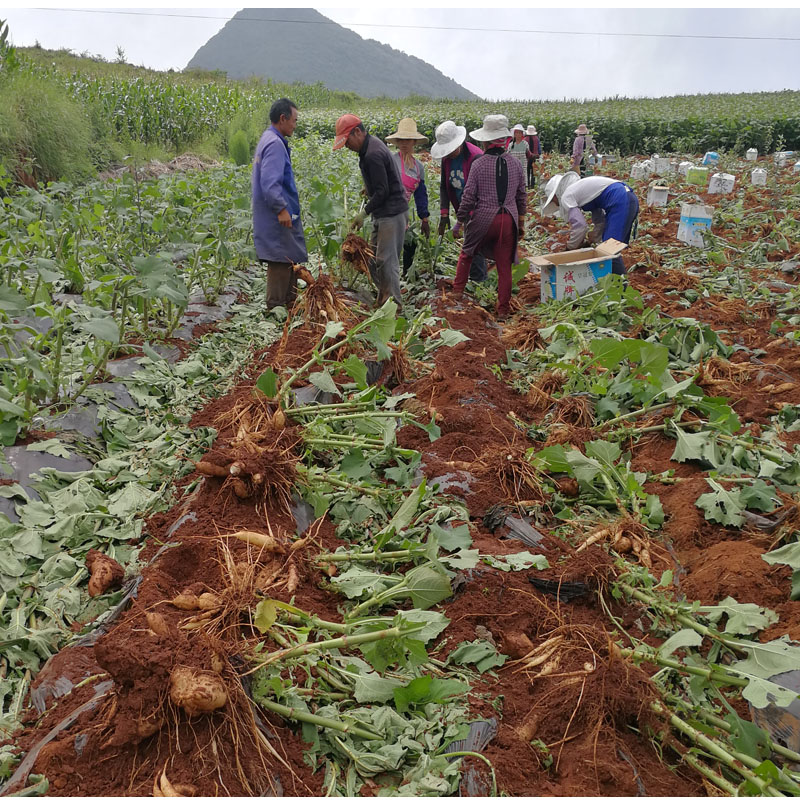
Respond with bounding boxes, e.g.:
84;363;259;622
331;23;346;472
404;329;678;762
186;8;479;100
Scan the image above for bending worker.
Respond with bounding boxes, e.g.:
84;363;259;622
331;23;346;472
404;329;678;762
542;174;639;275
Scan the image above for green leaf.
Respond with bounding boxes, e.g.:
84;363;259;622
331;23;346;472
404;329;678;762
740;480;779;513
585;440;621;465
0;286;29;312
447;639;507;673
341;355;368;389
27;439;73;459
672;428;722;468
403;565;452;610
531;445;571;474
763;541;800;570
658;629;703;658
367;301;398;344
392;675;468;713
697;597;779;635
340;449;373;480
308;369;341;398
255;368;278;398
78;316;120;344
374;481;426;549
435;329;470;347
695;479;745;527
253;599;278;633
353;672;406;703
430;523;472;553
322;320;345;341
440;549;480;569
395;609;450;643
485;552;549;572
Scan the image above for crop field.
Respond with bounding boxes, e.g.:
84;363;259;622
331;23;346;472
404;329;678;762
4;47;800;795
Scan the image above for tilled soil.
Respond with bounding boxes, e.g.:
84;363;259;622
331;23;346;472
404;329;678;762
8;161;800;797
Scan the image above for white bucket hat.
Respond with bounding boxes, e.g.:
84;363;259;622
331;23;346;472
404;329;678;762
542;172;580;216
512;124;525;133
470;114;511;142
526;125;537;135
431;120;467;159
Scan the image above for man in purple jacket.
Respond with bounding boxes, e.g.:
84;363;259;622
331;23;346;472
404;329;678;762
252;98;308;310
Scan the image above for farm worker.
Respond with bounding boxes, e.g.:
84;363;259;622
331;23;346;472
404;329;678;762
431;119;487;282
506;124;530;175
542;174;639;275
252;97;307;310
571;123;598;177
386;117;430;275
334;114;408;309
525;125;541;189
450;114;527;319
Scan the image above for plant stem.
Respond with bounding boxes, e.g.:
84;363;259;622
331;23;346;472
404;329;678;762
304;473;386;499
599;402;673;429
678;750;740;795
617;647;749;687
258;697;381;741
260;627;405;666
315;549;418;564
444;751;498;796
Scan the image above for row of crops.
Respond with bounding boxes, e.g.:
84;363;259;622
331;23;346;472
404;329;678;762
10;44;800;159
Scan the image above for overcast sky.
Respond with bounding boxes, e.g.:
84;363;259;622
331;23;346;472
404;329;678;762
3;4;800;101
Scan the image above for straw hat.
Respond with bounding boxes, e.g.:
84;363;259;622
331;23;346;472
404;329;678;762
430;120;467;159
386;117;428;144
542;172;580;217
470;114;511;142
574;123;590;135
526;125;537;135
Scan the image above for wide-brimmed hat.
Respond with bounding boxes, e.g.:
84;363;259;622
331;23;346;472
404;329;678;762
386;118;428;144
512;124;525;133
430;120;467;159
574;123;590;135
526;125;537;135
470;114;512;142
333;114;362;150
542;172;580;217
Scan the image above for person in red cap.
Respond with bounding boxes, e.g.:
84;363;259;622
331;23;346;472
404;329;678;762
334;114;408;309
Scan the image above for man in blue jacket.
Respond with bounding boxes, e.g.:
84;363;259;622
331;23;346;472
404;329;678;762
252;98;307;310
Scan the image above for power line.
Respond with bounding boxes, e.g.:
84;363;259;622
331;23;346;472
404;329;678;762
28;7;800;43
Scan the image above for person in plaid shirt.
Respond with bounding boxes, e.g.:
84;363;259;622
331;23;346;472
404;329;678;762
449;114;527;319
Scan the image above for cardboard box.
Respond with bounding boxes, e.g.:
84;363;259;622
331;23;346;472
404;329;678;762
677;202;713;248
532;239;627;302
687;166;709;186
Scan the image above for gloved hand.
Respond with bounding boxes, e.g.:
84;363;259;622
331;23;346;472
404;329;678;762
420;217;430;238
437;216;450;236
452;222;463;240
586;227;603;245
517;223;525;241
350;211;366;231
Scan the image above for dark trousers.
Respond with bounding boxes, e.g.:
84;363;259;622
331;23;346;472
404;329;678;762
526;159;537;188
262;260;297;309
453;213;516;315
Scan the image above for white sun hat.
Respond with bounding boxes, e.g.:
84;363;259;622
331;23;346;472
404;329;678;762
430;120;467;159
469;114;512;142
526;125;537;135
512;123;525;132
542;172;580;217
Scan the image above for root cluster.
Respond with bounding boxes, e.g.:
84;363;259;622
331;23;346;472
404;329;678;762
294;267;352;324
340;233;374;276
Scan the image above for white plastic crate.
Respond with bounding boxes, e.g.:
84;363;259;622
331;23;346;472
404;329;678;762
746;148;758;161
646;185;669;207
751;168;767;186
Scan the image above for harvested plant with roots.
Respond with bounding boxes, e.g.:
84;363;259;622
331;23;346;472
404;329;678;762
293;266;353;324
340;233;374;276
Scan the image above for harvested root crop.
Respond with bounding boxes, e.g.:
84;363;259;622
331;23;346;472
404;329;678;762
294;269;352;324
551;394;596;427
86;549;125;597
577;516;654;570
526;369;567;412
169;666;228;716
476;446;547;505
501;315;545;352
340;233;374;276
197;426;299;512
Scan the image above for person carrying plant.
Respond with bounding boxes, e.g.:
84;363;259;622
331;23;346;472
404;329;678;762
571;123;598;177
251;97;307;310
386;118;430;276
525;125;541;189
431;120;487;282
542;174;639;275
449;114;527;320
334;114;408;309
